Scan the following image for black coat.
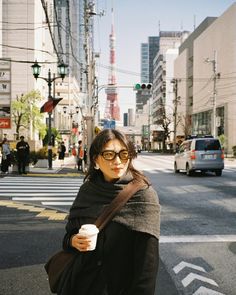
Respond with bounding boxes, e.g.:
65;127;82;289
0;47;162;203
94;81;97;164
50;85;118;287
61;173;160;295
62;220;159;295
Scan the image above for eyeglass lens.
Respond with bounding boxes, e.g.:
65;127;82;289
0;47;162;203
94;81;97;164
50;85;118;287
101;150;129;160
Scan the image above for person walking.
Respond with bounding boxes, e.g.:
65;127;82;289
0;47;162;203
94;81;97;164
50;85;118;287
0;138;11;174
58;141;66;166
16;136;30;175
71;143;77;169
77;140;84;171
61;129;160;295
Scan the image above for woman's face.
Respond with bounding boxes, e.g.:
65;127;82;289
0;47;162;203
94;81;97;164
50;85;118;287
95;139;130;182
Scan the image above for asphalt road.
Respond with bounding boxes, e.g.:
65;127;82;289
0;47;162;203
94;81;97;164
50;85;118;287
0;182;176;295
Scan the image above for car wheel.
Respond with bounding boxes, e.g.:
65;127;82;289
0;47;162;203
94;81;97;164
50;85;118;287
174;162;179;173
215;170;222;176
186;164;193;176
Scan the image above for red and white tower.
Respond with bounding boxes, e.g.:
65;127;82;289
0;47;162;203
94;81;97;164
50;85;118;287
104;8;120;121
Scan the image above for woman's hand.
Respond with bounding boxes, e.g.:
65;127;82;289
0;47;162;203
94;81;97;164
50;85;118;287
70;234;92;252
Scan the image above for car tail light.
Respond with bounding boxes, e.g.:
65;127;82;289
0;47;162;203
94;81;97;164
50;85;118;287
221;152;224;159
190;150;196;159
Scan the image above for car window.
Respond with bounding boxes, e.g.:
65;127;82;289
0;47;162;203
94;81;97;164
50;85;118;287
195;139;221;151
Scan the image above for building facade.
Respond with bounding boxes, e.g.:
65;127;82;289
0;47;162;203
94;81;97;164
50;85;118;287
175;3;236;152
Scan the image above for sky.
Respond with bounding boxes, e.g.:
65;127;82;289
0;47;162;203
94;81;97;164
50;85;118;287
93;0;236;120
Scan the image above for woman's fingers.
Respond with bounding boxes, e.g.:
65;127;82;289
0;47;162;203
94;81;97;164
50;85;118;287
74;234;91;251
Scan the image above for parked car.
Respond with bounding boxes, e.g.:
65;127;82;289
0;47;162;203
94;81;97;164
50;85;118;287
174;135;224;176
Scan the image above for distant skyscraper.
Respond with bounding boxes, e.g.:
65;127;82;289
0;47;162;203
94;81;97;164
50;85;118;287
141;43;149;83
104;8;120;121
148;36;160;83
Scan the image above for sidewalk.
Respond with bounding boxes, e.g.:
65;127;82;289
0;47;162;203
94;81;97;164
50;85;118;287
9;156;83;175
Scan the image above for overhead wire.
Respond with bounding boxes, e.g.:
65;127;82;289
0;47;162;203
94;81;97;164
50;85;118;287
40;0;61;62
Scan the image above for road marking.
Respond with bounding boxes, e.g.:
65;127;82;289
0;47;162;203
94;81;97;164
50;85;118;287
182;273;218;288
160;235;236;243
12;197;75;201
173;261;206;274
193;286;225;295
42;201;73;206
0;201;68;220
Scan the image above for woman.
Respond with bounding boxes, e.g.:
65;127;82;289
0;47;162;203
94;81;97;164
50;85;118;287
62;129;160;295
1;138;11;174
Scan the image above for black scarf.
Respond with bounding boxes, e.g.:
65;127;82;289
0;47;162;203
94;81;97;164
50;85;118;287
69;172;160;239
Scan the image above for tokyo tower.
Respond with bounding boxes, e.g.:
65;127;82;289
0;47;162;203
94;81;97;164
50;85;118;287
104;8;120;121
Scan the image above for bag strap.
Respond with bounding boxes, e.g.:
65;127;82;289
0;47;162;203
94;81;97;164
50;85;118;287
95;181;145;231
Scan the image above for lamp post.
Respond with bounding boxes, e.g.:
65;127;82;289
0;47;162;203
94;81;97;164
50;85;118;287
31;60;66;169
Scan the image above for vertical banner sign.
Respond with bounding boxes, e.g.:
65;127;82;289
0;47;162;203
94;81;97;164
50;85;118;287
0;59;11;129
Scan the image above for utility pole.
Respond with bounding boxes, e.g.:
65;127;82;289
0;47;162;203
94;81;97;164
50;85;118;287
172;79;180;152
205;50;217;137
212;50;217;138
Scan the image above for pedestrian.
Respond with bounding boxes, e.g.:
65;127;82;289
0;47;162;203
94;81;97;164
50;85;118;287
71;143;77;169
61;129;160;294
77;140;84;171
16;136;30;175
0;138;11;174
58;141;66;166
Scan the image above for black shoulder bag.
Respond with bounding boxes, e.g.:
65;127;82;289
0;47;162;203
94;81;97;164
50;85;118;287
44;180;144;293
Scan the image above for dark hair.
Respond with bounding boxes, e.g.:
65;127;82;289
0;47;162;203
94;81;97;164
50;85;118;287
84;129;149;184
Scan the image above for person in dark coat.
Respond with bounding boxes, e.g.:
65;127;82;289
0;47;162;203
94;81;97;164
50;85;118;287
16;136;30;174
61;129;160;295
58;141;66;165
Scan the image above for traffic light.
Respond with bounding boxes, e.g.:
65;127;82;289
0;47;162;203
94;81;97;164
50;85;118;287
134;83;152;90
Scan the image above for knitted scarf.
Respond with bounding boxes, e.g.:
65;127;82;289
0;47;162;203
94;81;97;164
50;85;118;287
69;172;160;239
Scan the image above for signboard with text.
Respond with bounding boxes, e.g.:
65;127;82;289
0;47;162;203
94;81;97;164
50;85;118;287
0;59;11;129
0;117;11;128
103;119;116;129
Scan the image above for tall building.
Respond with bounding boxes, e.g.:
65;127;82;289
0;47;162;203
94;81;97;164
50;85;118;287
141;43;149;83
104;8;120;121
0;0;55;142
136;36;159;114
148;36;160;83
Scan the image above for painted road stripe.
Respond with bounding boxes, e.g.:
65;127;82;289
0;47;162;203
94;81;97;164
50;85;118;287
42;201;73;205
12;197;75;201
8;192;76;197
173;261;206;274
182;273;218;288
160;235;236;243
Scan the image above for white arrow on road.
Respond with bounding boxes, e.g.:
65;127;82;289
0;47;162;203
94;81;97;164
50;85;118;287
182;273;218;288
193;286;225;295
173;261;206;274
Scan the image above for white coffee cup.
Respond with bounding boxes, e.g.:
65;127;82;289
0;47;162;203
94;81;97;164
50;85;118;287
78;224;99;251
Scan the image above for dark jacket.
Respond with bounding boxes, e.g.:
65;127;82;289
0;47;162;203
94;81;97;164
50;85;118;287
16;141;30;158
62;174;160;295
62;220;159;295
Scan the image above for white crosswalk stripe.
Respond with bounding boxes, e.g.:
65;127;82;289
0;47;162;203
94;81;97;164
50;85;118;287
0;176;82;207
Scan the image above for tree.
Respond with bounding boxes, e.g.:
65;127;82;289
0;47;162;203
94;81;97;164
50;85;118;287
156;104;174;151
180;115;192;138
11;90;46;140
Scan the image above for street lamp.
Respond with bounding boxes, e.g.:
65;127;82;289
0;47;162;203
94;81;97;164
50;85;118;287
63;106;80;119
63;106;80;146
31;60;67;169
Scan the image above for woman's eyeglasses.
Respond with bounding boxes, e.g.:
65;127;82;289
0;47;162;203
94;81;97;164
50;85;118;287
100;150;130;161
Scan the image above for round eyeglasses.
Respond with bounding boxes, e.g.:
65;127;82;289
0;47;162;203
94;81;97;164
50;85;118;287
100;149;130;161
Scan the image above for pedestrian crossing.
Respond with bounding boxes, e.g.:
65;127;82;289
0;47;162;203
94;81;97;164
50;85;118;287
0;176;83;208
0;167;235;209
